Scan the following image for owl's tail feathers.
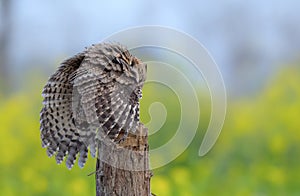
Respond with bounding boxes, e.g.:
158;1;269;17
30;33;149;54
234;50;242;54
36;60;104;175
40;129;90;169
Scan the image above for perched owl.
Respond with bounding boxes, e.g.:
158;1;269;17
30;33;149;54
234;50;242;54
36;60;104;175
40;43;147;169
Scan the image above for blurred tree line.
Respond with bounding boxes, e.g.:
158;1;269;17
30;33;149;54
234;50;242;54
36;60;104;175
1;0;300;98
0;0;12;93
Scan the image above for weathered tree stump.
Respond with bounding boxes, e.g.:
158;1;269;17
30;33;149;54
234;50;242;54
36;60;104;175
95;124;152;196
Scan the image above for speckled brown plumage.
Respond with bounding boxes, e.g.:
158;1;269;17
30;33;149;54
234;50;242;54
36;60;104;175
40;43;147;169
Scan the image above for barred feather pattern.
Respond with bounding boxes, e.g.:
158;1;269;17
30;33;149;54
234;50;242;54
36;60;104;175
40;43;147;169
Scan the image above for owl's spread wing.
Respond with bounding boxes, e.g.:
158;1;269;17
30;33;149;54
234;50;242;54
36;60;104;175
40;53;92;169
40;47;141;169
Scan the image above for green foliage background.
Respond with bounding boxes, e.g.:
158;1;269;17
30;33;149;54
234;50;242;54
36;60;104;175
0;65;300;195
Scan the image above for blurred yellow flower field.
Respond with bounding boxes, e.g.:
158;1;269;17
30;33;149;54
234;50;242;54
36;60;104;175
0;65;300;195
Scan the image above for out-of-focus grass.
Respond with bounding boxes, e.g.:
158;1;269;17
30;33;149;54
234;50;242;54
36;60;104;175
150;65;300;196
0;65;300;195
0;77;96;196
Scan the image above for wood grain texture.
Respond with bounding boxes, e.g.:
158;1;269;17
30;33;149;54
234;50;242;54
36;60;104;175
96;124;152;196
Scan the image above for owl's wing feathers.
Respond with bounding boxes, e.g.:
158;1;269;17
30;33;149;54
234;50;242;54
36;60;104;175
73;55;139;142
40;53;90;169
40;44;142;169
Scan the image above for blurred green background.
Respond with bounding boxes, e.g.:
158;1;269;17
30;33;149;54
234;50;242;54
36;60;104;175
1;0;300;195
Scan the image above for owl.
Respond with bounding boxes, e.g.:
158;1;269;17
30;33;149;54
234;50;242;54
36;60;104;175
40;43;147;169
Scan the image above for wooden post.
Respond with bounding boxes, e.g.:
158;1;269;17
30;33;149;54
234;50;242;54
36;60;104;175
95;124;152;196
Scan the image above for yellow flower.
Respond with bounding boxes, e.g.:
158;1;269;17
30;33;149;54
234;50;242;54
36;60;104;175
151;175;171;196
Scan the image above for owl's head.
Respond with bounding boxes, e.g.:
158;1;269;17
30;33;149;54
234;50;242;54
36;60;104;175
130;56;147;86
84;43;147;88
113;43;147;85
